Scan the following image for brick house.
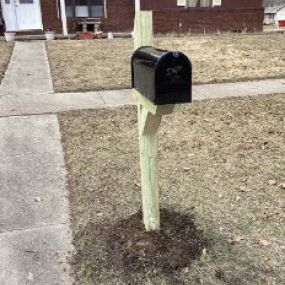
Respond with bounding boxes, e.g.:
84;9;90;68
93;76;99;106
0;0;263;35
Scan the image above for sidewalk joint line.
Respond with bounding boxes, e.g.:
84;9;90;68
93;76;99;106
0;223;69;236
100;92;107;105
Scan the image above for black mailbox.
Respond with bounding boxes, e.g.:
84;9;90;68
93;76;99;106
132;46;192;105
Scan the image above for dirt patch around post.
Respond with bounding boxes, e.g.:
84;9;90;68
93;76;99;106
79;209;207;285
48;34;285;93
107;209;206;274
59;94;285;285
0;42;13;83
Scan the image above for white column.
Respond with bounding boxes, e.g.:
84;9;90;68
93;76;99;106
59;0;68;36
135;0;141;12
104;0;107;18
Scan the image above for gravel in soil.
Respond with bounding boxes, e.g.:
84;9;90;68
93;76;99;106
59;94;285;285
48;34;285;92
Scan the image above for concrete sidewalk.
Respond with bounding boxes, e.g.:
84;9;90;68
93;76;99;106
0;41;284;117
0;42;74;285
0;115;74;285
0;41;53;96
0;78;285;117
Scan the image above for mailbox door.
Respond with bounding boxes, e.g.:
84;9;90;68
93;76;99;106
155;53;192;105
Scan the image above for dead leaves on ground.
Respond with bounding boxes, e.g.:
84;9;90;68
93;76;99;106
228;235;272;248
255;238;271;247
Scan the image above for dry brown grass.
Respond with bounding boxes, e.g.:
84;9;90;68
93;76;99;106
48;34;285;93
0;42;13;83
59;94;285;285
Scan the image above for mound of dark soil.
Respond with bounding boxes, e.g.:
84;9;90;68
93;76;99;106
105;209;207;275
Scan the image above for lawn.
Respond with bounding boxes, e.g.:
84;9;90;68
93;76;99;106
0;42;13;83
59;94;285;285
48;34;285;93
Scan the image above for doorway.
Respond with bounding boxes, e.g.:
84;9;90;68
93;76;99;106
1;0;43;31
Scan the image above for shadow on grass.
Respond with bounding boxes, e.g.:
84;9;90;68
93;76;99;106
79;209;207;285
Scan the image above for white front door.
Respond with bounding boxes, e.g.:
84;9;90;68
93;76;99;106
1;0;43;31
1;0;17;31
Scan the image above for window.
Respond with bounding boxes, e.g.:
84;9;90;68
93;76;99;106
212;0;221;6
177;0;186;6
66;0;105;18
66;0;74;17
75;0;89;17
90;0;104;17
200;0;212;7
4;0;34;4
178;0;222;7
19;0;34;3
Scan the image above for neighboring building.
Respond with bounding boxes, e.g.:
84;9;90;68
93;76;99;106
0;0;264;35
263;0;285;7
264;2;285;26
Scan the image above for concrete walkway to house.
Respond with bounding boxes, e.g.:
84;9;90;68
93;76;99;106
0;42;74;285
0;41;53;96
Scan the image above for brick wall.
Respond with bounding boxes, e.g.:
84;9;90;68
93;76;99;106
40;0;62;33
222;0;262;8
153;8;264;34
141;0;263;9
102;0;135;32
40;0;263;35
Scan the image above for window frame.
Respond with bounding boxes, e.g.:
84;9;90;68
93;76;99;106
66;0;107;18
178;0;222;8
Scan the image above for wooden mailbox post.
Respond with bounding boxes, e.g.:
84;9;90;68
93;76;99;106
133;11;192;231
133;11;172;231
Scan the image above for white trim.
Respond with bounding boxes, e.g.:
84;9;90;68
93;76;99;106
212;0;222;7
59;0;68;36
36;0;44;30
1;0;17;31
56;0;60;18
104;0;107;18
